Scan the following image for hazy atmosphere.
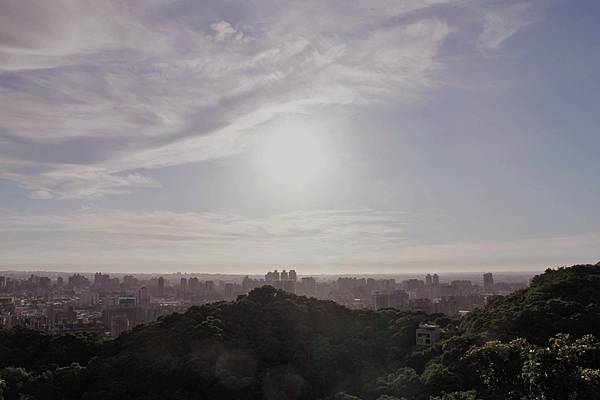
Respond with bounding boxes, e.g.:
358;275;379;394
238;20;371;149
1;0;599;273
2;4;600;400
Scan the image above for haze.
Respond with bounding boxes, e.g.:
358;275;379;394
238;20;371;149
1;0;599;273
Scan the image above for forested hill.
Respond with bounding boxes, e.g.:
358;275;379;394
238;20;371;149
1;263;600;400
461;262;600;344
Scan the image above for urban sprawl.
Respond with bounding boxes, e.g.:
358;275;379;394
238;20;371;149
0;270;527;338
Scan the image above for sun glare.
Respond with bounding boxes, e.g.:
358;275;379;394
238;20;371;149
254;124;335;197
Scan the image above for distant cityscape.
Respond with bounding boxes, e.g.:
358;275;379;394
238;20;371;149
0;269;529;338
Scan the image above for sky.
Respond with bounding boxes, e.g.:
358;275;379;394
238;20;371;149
0;0;599;274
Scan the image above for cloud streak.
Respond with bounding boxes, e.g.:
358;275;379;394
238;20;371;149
0;0;538;199
477;1;540;51
0;208;596;272
0;208;407;269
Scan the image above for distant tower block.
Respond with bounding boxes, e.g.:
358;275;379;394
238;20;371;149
425;274;432;286
289;270;297;282
483;273;494;293
138;286;150;306
157;276;165;297
180;278;187;292
433;274;439;286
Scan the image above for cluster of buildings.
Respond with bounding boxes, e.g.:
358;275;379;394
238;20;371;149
241;270;317;297
367;273;526;315
0;269;527;338
0;272;245;338
267;271;526;316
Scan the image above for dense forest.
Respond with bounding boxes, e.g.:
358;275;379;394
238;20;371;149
1;263;599;400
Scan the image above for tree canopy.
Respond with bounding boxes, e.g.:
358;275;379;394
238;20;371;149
0;264;599;399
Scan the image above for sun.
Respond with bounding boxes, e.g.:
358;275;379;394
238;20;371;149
254;124;335;197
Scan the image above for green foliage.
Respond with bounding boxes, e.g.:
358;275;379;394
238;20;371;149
465;339;530;399
0;367;29;400
430;390;478;400
32;286;426;400
465;334;600;400
0;265;599;399
521;334;600;400
461;264;600;344
401;344;441;374
334;392;364;400
367;367;422;399
420;363;456;395
0;328;101;371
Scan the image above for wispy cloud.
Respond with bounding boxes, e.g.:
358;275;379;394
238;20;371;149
0;0;539;199
0;208;597;272
477;1;540;51
0;208;408;269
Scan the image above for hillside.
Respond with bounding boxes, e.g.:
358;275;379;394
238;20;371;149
0;264;599;400
461;263;600;344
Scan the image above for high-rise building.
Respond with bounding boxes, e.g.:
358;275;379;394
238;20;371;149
111;315;130;338
265;270;281;282
372;289;409;310
402;279;424;290
138;286;150;306
289;270;297;282
264;269;300;292
189;277;199;292
122;275;138;288
39;277;51;288
425;274;433;286
282;280;296;294
224;283;234;299
300;277;316;296
180;278;187;292
94;272;111;287
68;274;89;288
372;291;388;310
266;270;284;282
242;276;259;293
432;274;441;298
157;277;165;297
483;273;494;293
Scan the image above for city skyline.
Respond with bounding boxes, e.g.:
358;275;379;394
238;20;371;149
0;267;542;278
1;1;600;273
0;267;529;337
